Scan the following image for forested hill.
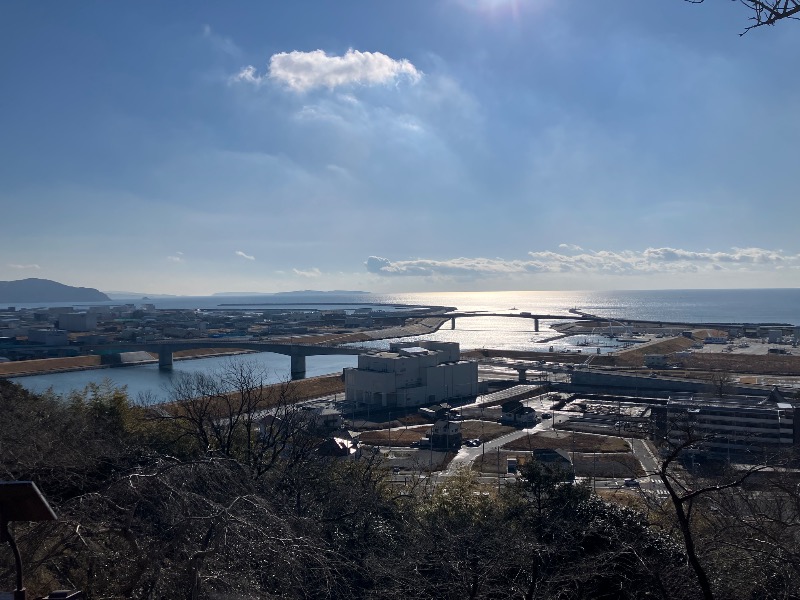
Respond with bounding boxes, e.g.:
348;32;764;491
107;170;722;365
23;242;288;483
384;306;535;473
0;278;110;302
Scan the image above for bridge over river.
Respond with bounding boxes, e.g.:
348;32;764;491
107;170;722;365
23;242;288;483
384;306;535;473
77;340;362;379
425;312;603;332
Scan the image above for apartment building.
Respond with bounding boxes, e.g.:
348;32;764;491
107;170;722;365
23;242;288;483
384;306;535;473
652;387;797;462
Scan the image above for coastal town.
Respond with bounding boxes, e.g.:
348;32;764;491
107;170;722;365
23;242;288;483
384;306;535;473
2;299;798;483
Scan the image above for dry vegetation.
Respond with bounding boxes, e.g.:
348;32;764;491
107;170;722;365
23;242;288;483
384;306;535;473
612;336;696;367
283;374;344;400
358;425;429;447
503;431;630;453
0;355;103;376
572;453;644;478
683;353;800;376
460;420;516;440
358;421;516;447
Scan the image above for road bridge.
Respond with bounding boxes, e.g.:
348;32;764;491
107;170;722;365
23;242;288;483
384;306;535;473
76;340;361;379
422;312;601;333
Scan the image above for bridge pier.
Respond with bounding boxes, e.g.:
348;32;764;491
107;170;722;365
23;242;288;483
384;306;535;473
534;318;539;332
451;317;456;330
158;346;173;369
515;367;528;383
290;353;306;380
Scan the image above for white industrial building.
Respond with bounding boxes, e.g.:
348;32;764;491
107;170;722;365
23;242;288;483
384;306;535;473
344;341;479;410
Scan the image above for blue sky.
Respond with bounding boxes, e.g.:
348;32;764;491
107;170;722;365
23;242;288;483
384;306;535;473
1;1;798;295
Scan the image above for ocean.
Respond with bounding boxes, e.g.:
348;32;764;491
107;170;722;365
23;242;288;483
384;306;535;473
18;288;800;323
9;288;800;401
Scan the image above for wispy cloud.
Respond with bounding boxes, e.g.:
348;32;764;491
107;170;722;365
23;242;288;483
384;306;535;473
202;24;242;57
7;263;41;270
293;267;321;278
366;246;800;278
232;48;421;92
235;250;255;261
167;252;184;263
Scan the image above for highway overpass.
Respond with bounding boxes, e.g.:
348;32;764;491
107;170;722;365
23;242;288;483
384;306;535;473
68;340;361;379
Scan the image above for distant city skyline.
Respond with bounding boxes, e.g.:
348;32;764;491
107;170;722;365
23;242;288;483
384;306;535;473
2;1;799;295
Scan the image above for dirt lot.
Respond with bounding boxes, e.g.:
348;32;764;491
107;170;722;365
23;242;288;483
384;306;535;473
472;335;800;377
611;336;696;367
572;453;644;478
358;425;430;447
471;449;644;477
503;431;630;453
358;421;515;448
682;352;800;376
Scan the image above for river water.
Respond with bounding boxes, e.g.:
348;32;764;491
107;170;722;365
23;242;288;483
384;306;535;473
10;288;800;402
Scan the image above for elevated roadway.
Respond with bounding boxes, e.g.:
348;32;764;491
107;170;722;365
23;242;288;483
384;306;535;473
42;339;361;379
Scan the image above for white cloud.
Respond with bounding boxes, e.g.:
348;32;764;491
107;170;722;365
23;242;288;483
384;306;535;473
366;246;800;278
7;263;40;270
233;48;421;92
231;65;260;84
293;267;321;278
365;255;538;277
235;250;255;261
559;243;584;252
167;253;184;263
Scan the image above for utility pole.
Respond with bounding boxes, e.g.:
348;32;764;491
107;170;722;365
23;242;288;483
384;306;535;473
497;447;501;494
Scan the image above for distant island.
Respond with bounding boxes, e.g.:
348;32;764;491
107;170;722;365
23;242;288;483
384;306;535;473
0;278;110;303
104;291;180;300
212;290;371;297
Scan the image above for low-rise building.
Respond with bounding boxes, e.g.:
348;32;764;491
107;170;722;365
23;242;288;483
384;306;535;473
501;399;538;426
429;418;462;450
57;312;98;332
27;329;69;346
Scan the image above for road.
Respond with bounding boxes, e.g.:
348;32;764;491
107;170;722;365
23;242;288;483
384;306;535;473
441;399;571;477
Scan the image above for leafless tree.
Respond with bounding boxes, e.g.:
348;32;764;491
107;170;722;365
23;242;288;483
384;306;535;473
687;0;800;34
708;370;736;399
146;361;321;478
652;413;790;600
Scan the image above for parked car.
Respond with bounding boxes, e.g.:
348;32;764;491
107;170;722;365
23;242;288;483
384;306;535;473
541;413;551;419
464;438;482;447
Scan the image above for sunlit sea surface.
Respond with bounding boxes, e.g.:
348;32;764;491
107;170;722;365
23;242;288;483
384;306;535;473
11;289;800;402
